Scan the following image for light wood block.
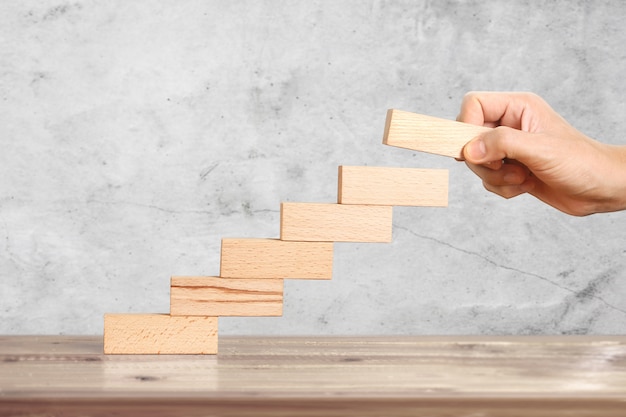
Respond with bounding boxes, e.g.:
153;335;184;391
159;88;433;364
280;202;392;242
170;276;283;317
220;238;333;279
103;313;218;355
383;109;492;158
338;165;448;206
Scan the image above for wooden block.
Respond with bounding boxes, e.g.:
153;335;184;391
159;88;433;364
383;109;492;158
170;276;283;317
338;165;448;206
103;313;217;355
280;202;392;242
220;238;333;279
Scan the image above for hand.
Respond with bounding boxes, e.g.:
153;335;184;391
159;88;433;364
457;91;626;216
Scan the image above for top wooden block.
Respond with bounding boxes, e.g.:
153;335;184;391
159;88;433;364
383;109;492;158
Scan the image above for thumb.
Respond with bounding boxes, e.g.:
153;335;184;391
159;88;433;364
463;126;538;165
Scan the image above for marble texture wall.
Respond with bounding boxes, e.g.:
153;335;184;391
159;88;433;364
1;0;625;336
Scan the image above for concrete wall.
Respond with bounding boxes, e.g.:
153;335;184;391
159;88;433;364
1;0;625;336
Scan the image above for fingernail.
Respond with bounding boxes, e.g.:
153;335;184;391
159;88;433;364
466;140;486;161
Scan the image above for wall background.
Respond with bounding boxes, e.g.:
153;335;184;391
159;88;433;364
1;0;625;336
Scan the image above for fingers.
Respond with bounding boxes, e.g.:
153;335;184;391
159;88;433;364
457;91;525;127
457;92;489;126
462;125;537;200
465;160;533;198
485;180;535;199
463;128;510;164
457;91;550;131
462;126;545;168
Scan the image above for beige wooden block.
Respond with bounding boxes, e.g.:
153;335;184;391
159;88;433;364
220;238;333;279
103;313;217;355
338;165;448;206
280;202;392;242
170;276;283;317
383;109;492;158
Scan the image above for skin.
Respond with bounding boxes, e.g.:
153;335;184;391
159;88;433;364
457;91;626;216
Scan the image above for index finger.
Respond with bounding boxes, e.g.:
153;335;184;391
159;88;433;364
457;91;532;129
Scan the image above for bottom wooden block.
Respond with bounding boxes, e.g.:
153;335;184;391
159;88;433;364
104;313;218;355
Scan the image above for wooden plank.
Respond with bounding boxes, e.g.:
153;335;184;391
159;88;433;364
338;165;448;206
280;202;392;242
103;313;217;355
170;276;283;317
220;238;333;279
3;335;626;416
383;109;491;158
3;398;624;417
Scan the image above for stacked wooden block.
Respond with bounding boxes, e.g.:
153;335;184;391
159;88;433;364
104;110;486;354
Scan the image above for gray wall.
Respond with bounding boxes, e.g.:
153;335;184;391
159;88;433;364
1;0;625;336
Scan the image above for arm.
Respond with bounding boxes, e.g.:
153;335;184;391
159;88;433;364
457;91;626;216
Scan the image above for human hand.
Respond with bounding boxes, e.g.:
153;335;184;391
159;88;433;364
457;91;626;216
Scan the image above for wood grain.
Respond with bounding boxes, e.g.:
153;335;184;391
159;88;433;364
2;335;626;416
383;109;491;158
280;202;392;242
103;314;217;355
338;165;448;206
220;238;333;279
170;276;283;317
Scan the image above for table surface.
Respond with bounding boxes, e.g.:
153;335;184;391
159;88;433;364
1;335;626;416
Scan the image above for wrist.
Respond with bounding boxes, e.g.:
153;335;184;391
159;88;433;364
610;144;626;211
596;143;626;213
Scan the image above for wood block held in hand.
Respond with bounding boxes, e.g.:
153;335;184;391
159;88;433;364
383;109;491;158
338;166;448;206
280;202;392;242
170;276;283;317
103;313;218;355
220;238;333;279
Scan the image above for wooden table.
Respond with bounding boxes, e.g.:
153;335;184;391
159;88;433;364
1;335;625;416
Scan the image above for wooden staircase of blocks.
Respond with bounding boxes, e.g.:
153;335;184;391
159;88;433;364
103;109;489;354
